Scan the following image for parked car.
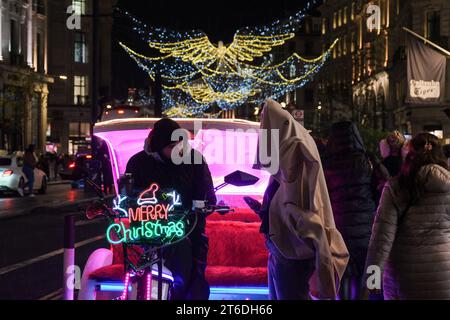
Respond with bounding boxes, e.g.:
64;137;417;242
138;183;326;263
0;153;48;196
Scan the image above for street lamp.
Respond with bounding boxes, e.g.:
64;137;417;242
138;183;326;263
317;101;322;135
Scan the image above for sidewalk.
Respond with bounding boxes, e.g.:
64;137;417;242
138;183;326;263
0;184;114;220
47;180;71;186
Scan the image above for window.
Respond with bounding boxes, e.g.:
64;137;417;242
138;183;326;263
289;42;296;54
37;33;44;72
426;11;440;43
10;20;18;55
33;0;46;15
312;19;321;34
304;41;314;56
333;12;337;29
351;2;355;20
351;32;355;53
305;89;314;103
0;158;12;166
74;76;88;105
69;122;91;137
72;0;86;15
290;65;296;78
343;35;347;55
338;9;342;27
343;6;348;24
74;32;88;63
322;18;327;35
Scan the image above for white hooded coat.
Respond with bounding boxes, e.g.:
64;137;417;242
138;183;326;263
256;99;349;299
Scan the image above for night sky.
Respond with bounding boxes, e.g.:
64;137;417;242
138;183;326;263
111;0;322;99
116;0;317;43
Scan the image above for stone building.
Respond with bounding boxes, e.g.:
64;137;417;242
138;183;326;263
318;0;450;141
46;0;115;155
0;0;53;153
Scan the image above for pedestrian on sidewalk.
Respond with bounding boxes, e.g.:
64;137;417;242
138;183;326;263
380;131;406;177
253;99;349;300
366;133;450;300
23;145;38;197
47;153;57;181
322;121;387;300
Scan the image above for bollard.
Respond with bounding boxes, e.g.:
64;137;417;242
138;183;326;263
157;249;163;300
63;214;75;300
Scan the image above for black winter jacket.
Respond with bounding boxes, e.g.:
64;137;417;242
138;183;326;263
322;122;376;276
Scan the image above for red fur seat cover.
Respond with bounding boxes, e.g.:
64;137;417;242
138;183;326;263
90;211;268;286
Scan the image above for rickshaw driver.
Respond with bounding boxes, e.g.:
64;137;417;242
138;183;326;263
125;118;217;300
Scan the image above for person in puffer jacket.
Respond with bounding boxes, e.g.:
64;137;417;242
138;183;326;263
366;133;450;300
322;121;379;300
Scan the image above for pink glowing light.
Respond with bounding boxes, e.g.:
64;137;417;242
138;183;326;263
121;272;130;300
146;273;152;300
94;119;269;200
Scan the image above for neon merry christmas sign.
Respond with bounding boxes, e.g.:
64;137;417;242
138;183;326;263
106;183;190;245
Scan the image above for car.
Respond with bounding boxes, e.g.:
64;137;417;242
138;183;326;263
101;105;141;122
0;153;48;196
59;154;92;181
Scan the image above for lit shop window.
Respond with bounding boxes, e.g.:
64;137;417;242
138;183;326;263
72;0;86;15
74;75;88;105
74;32;88;63
343;6;348;24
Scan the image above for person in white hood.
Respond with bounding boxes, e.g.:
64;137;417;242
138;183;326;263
251;99;349;300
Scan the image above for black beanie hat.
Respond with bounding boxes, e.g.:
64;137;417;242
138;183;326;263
149;118;181;153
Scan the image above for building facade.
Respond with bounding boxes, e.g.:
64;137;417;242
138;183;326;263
47;0;115;155
319;0;450;141
0;0;53;153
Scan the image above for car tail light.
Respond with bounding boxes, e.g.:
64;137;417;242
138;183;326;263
2;170;13;176
86;155;92;159
69;163;76;169
117;110;125;115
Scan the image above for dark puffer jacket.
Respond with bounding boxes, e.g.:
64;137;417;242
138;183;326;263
366;164;450;300
322;122;376;276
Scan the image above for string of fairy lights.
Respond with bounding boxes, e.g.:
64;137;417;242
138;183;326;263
119;0;337;115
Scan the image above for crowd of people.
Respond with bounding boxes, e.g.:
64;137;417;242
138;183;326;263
118;98;449;301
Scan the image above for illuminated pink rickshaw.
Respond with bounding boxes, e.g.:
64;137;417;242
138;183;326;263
79;118;270;300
